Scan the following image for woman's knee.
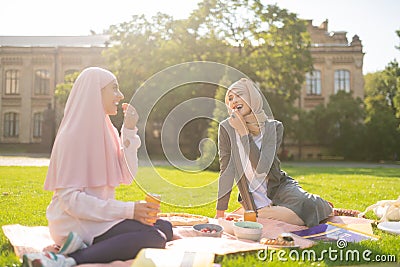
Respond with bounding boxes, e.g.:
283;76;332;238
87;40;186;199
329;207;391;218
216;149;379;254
148;228;168;248
155;219;173;241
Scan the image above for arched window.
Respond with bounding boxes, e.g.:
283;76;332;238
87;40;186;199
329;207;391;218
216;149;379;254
33;112;42;137
4;112;19;137
334;70;350;93
34;69;51;95
5;70;20;95
305;70;321;95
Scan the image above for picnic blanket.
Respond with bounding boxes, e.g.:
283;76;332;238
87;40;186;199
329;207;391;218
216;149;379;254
2;215;374;267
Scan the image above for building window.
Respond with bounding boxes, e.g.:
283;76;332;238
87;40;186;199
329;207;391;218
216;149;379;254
33;112;42;138
5;70;20;95
334;69;350;93
4;112;19;137
34;69;50;95
306;70;321;95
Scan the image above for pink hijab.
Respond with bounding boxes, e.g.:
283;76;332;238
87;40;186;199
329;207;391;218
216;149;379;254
44;67;133;190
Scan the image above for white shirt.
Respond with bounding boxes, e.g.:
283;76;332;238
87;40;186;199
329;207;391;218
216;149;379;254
46;126;140;246
236;132;272;210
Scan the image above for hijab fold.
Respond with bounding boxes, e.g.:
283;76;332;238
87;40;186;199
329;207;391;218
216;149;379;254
44;67;133;191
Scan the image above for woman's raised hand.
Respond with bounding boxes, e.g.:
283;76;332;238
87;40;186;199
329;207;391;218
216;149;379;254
122;103;139;130
228;110;249;137
133;201;160;225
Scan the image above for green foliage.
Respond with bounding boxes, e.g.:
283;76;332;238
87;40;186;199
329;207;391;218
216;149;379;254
366;61;400;118
54;71;79;107
324;92;365;159
266;92;300;140
304;91;365;160
200;0;313;91
363;62;400;161
382;61;400;118
194;0;313;167
1;165;399;266
201;84;228;171
103;0;313;161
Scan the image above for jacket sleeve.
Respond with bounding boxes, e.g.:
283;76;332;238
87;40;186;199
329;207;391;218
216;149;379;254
216;123;236;211
55;188;135;222
275;121;284;151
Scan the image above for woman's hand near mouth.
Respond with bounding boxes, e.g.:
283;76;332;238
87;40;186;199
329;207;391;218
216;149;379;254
229;109;249;137
122;103;139;130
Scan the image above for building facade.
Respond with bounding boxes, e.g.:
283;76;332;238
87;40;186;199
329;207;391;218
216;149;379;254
0;35;109;147
300;20;364;111
0;20;364;158
287;19;364;159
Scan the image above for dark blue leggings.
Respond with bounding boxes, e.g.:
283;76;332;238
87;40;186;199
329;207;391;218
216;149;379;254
70;219;173;264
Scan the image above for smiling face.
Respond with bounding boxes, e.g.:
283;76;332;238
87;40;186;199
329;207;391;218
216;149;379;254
226;88;251;116
101;79;124;115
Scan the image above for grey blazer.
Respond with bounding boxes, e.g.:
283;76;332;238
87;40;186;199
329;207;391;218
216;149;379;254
216;118;332;227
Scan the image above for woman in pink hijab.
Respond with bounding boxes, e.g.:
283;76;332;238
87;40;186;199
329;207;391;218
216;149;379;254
23;67;172;266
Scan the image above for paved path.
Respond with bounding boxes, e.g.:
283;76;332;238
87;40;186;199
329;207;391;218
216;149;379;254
0;154;50;166
0;154;399;168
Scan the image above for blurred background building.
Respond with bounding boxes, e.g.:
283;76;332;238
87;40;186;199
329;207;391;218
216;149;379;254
0;20;364;157
0;35;109;152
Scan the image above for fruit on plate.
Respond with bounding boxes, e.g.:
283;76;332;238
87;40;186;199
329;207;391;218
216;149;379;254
225;215;241;221
193;223;223;237
199;227;218;233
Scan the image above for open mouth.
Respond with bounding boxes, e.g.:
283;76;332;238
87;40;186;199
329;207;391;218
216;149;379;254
235;104;243;110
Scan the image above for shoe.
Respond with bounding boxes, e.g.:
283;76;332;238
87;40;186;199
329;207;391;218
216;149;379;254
58;232;87;255
22;251;75;267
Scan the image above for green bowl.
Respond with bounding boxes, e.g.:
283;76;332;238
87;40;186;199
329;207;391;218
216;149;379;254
233;221;263;241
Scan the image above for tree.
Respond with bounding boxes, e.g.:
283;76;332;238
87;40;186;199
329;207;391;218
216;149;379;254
364;63;400;161
198;0;313;169
361;28;400;161
364;92;399;161
306;91;365;160
103;0;313;164
366;61;400;117
54;71;79;107
199;0;313;99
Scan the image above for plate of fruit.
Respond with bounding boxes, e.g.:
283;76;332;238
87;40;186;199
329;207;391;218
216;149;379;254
192;223;223;237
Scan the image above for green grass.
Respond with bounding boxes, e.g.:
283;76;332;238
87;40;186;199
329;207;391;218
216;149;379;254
0;164;399;266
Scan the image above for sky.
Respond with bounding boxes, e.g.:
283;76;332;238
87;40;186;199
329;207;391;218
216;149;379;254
1;0;399;74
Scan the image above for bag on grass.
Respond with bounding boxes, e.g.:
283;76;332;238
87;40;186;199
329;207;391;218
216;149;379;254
358;196;400;222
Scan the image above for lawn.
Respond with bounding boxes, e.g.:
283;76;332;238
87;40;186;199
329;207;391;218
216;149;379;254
0;164;399;266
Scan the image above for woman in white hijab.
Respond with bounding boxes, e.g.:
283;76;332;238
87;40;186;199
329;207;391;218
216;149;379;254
23;67;172;266
216;78;332;227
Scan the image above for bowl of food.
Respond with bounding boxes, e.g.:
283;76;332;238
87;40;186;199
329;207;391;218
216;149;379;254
193;223;223;237
218;214;242;235
233;221;263;241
